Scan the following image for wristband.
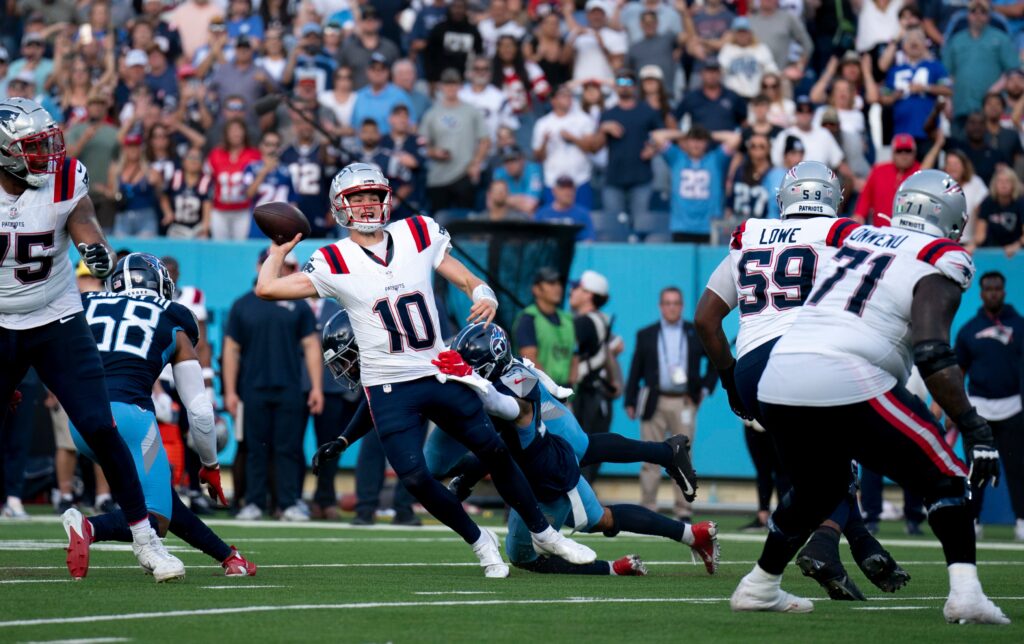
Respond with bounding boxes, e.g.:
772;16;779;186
202;367;215;381
472;284;498;307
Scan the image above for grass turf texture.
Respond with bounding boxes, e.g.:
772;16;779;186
0;513;1022;643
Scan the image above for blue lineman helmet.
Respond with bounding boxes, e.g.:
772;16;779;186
107;253;175;299
322;310;361;390
451;322;512;382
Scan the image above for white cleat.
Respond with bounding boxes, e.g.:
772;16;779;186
280;504;310;522
1;497;29;519
1015;518;1024;542
944;589;1011;625
472;529;509;578
531;527;597;565
132;528;185;583
731;567;814;613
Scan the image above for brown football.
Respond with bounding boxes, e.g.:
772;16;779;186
254;202;311;244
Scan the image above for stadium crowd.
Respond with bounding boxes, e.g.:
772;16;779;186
0;0;1021;248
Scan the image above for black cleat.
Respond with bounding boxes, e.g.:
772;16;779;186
796;554;867;601
858;551;911;593
665;434;698;502
350;513;374;526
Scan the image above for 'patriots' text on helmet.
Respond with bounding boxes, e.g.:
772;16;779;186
322;310;361;390
776;161;842;218
329;162;392;233
450;322;512;382
0;97;66;189
891;169;968;240
107;253;175;300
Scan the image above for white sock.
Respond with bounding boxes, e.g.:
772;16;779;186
681;523;694;545
60;493;73;502
748;564;782;585
533;526;558;541
95;494;112;507
471;530;491;550
948;563;982;594
609;562;618;576
129;519;152;544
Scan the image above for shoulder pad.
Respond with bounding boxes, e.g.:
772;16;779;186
917;239;974;290
311;244;349;275
729;221;747;250
499;362;539;399
168;302;201;346
53;157;88;204
825;218;860;248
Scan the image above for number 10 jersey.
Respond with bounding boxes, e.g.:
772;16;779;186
305;215;450;387
705;216;857;360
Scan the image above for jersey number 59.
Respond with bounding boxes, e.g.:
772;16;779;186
737;246;818;315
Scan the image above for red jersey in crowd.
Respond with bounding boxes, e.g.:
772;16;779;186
206;147;261;211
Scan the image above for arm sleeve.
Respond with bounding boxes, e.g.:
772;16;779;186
302;248;341;299
481;382;522;421
705;256;739;310
174;359;218;467
170;303;201;347
339;397;375;445
932;247;976;291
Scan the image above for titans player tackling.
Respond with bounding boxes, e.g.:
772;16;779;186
254;162;595;577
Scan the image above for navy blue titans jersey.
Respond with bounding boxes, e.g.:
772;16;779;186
82;291;200;412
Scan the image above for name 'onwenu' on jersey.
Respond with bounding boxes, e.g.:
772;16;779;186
759;225;975;407
705;216;859;359
82;291;200;412
0;157;89;329
303;215;450;387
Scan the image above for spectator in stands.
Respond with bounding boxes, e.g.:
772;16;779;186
982;92;1024;170
748;0;812;83
493;144;543;215
472;179;531;222
259;0;294;32
820;107;869;201
627;9;681;95
534;175;595;241
810;50;879;114
718;17;779;100
727;131;785;220
741;93;784;145
351;53;414;136
758;72;793;127
145;43;179;108
493;34;550;120
943;0;1017;133
514;266;578;388
947;111;1007;184
111;134;161;238
206;35;272;133
593;68;663;228
532;84;597;208
525;10;572;92
639;65;677;129
566;0;628;82
140;0;184;61
243;130;295;213
625;285;716;520
162;147;214;239
954;271;1024;541
617;0;683;44
113;49;149;116
319;66;357;139
224;250;323;521
421;68;490;213
674;58;746;134
5;72;59;120
461;56;517;143
392;59;432;123
9;32;51;89
976;167;1024;255
857;0;904;58
881;27;951;151
409;0;450;64
337;5;400;89
687;0;735;63
348;118;385;167
227;0;264;43
423;0;482;85
146;122;188;189
283;23;339;96
378;105;424;218
478;0;526;56
66;91;120;232
256;26;289;83
207;118;261;239
771;96;844;170
854;134;920;226
569;269;622;483
167;0;224;61
654;125;733;244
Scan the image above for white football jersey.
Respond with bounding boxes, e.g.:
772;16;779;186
705;217;859;359
0;158;90;330
759;225;975;406
304;215;451;387
175;285;208;322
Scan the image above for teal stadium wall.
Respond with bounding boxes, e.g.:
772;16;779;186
97;240;1023;487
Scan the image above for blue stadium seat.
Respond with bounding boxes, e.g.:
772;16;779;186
591;210;631;242
633;212;670;237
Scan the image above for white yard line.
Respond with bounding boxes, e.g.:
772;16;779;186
851;606;930;611
0;580;70;584
413;591;498;595
20;638;131;644
199;585;284;590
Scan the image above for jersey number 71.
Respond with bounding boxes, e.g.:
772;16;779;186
808;246;895;316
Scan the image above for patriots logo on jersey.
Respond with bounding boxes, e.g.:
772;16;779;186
302;261;316;274
976;325;1013;346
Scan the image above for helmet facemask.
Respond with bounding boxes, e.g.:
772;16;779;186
332;186;392;233
324;339;361;390
4;126;65;188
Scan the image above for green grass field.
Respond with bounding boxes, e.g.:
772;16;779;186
0;513;1022;643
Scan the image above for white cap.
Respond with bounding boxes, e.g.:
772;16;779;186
125;49;148;68
585;0;609;13
578;270;608;296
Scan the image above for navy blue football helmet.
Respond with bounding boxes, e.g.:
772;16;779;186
322;310;360;390
107;253;174;299
451;322;512;382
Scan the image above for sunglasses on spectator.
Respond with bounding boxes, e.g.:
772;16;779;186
762;82;779;89
969;5;988;13
226;101;245;110
894;148;915;154
747;143;768;150
615;77;635;87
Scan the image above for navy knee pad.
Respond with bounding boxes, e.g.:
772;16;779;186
399;465;434;492
925;477;969;514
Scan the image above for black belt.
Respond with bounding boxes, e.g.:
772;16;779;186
659;391;688;398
